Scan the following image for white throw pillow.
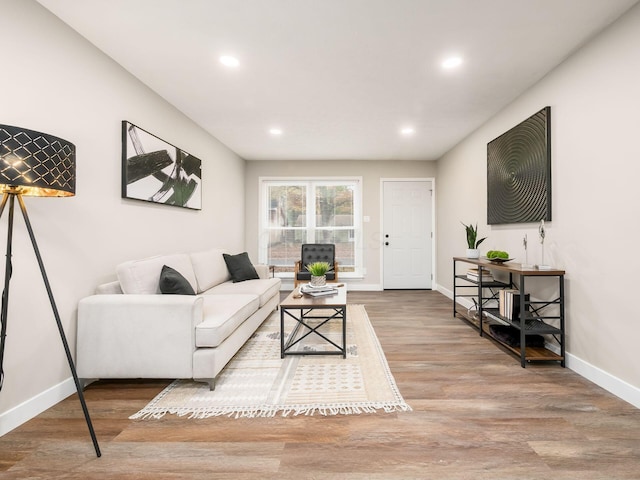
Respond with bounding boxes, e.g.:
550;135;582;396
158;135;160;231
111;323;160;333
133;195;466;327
117;253;197;294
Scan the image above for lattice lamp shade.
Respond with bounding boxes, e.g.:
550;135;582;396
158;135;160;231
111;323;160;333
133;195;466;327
0;124;75;197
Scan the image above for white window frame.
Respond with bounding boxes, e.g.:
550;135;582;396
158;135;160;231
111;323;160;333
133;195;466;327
258;176;363;278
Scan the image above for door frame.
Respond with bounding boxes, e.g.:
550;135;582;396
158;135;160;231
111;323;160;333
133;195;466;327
379;177;437;289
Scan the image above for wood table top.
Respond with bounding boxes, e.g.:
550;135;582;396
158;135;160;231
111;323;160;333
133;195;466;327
280;284;348;308
453;257;565;275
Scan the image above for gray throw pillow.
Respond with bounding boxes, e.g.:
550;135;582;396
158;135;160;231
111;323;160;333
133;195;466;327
159;265;196;295
223;252;259;283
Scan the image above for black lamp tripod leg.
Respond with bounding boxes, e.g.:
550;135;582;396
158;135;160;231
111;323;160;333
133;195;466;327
0;194;14;392
14;194;101;457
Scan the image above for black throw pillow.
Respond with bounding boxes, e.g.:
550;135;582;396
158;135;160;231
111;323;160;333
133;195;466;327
223;252;259;283
159;265;196;295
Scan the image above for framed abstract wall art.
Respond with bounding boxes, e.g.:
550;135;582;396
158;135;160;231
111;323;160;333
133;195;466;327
121;121;202;210
487;106;551;225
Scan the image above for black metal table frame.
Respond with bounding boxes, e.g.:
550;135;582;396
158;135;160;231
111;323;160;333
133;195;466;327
452;257;565;368
280;305;347;358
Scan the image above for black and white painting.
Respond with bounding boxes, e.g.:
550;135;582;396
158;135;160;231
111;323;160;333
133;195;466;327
121;121;202;210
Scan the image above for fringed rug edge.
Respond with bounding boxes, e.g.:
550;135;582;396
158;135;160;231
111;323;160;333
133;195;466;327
130;399;412;420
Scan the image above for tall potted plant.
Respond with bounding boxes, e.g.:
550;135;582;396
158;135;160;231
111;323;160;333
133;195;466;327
462;222;486;258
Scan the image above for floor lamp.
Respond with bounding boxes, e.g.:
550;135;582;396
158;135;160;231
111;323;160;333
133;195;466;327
0;124;101;457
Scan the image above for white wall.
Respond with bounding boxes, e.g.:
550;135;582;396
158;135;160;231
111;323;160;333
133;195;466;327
245;160;437;289
0;0;246;431
436;3;640;405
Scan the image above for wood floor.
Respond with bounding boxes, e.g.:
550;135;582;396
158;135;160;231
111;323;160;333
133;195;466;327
1;290;638;479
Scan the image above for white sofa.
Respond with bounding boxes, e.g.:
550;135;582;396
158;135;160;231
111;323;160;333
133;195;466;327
77;248;281;389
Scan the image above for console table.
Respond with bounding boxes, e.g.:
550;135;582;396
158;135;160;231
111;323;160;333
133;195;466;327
453;257;565;367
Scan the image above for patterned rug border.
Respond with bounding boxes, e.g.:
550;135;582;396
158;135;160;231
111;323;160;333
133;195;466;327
130;304;412;419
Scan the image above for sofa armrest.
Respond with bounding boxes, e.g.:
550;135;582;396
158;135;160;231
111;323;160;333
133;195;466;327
77;294;204;379
95;280;123;295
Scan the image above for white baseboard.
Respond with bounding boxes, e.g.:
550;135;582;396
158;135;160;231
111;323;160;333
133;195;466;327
344;283;383;291
565;354;640;409
436;283;639;409
0;377;77;436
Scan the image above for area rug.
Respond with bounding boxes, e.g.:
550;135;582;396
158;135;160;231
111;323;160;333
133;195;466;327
130;304;411;419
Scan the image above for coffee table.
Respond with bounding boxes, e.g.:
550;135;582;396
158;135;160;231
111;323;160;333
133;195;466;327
280;285;347;358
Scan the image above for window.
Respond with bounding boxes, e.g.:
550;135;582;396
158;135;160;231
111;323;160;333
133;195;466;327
259;178;362;277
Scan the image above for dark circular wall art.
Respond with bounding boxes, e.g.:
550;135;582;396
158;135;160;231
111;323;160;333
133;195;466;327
487;106;551;225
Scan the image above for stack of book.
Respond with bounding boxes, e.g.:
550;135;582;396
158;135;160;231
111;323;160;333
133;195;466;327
466;267;494;282
499;289;529;320
300;284;339;297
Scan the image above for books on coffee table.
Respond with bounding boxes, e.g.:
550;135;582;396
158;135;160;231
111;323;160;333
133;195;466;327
300;284;339;296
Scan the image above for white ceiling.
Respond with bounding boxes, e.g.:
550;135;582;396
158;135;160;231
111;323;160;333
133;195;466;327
36;0;639;161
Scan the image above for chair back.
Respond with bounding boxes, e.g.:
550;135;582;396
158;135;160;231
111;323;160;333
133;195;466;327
301;244;335;269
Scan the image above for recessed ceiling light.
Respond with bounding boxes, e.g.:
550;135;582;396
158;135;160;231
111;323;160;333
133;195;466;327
400;127;415;136
219;55;239;68
442;56;463;69
269;128;283;135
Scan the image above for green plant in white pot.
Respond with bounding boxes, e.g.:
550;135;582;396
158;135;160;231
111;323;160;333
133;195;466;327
461;222;486;259
306;261;331;287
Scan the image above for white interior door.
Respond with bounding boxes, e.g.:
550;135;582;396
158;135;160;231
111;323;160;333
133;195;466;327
382;180;433;289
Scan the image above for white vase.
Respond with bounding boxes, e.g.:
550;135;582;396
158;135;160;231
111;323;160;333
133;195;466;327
466;248;479;259
310;275;326;287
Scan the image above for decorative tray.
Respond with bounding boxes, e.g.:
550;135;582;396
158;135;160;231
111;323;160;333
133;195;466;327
484;257;513;263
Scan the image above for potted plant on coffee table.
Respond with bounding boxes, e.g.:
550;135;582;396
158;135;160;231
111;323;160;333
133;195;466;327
461;222;486;259
306;261;331;287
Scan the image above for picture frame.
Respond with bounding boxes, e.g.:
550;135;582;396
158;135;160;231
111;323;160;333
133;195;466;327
121;121;202;210
487;106;551;225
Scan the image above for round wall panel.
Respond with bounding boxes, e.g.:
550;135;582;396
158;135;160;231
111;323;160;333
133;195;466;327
487;107;551;225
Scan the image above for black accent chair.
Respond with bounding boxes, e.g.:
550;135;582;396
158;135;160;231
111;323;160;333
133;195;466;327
294;244;339;288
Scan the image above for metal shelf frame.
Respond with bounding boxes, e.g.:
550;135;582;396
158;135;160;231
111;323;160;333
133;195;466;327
453;257;565;367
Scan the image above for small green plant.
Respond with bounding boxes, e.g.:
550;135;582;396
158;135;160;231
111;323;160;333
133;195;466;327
461;222;487;249
486;250;509;259
306;261;331;276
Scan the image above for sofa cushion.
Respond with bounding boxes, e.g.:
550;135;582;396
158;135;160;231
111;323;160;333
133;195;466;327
159;265;196;295
207;278;281;308
190;248;230;293
117;253;197;295
223;252;259;283
196;294;260;348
